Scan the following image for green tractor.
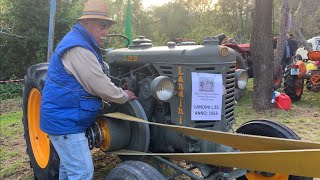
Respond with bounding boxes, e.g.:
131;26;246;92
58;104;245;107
22;35;313;180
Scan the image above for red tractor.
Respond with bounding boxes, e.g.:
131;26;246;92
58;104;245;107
284;49;320;101
222;43;253;78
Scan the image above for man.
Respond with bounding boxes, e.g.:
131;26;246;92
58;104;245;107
40;0;136;179
282;39;291;73
287;33;299;58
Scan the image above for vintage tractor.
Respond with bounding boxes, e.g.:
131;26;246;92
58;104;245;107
284;49;320;101
22;35;317;180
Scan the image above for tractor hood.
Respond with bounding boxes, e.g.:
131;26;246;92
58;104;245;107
105;37;236;68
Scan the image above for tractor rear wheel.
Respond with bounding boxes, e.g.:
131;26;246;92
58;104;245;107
236;120;312;180
306;79;312;91
22;63;60;179
284;66;303;101
106;161;165;180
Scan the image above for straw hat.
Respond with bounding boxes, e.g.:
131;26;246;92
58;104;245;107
78;0;116;25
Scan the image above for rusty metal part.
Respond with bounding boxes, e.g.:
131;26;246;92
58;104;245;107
86;122;103;150
310;73;320;86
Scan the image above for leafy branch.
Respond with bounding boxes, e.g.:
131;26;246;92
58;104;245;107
0;0;27;45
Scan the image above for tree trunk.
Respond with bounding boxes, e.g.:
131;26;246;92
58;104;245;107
274;0;290;70
291;2;312;51
251;0;274;111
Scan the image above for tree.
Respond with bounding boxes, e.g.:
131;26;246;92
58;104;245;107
0;0;82;80
291;2;312;51
274;0;290;70
152;2;191;39
213;0;254;43
0;0;27;46
290;0;320;39
289;0;320;51
251;0;274;111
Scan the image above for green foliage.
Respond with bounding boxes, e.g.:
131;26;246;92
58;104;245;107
213;0;254;43
0;0;49;80
0;83;23;100
1;0;319;81
0;0;84;81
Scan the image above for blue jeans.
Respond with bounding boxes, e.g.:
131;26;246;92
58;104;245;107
282;57;292;73
49;133;94;180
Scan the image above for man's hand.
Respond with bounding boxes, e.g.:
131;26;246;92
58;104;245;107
124;90;137;101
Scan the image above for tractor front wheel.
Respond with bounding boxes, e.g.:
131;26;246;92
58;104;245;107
236;120;312;180
106;161;165;180
22;63;60;179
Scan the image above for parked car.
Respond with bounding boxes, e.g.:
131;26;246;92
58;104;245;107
296;36;320;60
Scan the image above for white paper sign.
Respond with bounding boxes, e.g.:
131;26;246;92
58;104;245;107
191;72;223;121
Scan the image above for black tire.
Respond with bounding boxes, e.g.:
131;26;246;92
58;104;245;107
106;161;166;180
283;66;303;101
236;120;312;180
306;79;312;91
22;63;60;179
235;52;247;101
247;55;254;78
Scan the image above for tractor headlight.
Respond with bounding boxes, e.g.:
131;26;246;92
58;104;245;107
150;76;175;101
235;69;248;89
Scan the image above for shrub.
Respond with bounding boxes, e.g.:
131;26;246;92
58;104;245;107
0;83;23;100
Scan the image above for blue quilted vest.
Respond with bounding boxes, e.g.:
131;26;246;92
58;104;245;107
40;23;103;135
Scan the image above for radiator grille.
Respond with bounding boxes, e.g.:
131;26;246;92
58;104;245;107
225;66;236;124
155;64;236;129
192;65;236;128
159;66;173;78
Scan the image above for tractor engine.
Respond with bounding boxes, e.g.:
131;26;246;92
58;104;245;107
93;36;247;156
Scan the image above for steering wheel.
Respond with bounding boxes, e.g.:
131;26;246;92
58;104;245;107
104;34;130;50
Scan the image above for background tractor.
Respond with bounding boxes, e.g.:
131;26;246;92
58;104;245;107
284;48;320;101
22;35;313;180
215;34;252;101
221;42;253;78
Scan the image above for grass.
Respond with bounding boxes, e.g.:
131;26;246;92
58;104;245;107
234;79;320;142
0;111;23;138
0;146;18;161
0;111;30;179
0;160;24;178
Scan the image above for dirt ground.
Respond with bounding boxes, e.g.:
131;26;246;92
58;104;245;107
0;135;122;179
0;98;22;114
0;99;120;179
0;99;193;180
1;98;319;179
